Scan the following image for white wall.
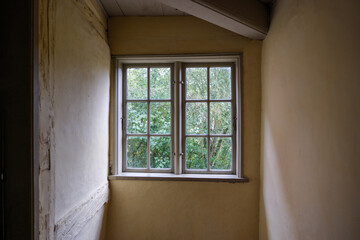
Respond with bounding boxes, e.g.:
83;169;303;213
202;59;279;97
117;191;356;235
54;0;109;221
260;0;360;239
38;0;110;238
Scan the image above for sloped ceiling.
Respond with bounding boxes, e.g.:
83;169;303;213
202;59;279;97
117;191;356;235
98;0;270;39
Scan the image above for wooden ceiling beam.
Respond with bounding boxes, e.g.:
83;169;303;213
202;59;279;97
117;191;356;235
158;0;269;39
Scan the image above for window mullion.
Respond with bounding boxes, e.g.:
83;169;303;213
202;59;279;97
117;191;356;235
174;61;181;175
147;67;150;170
207;66;210;172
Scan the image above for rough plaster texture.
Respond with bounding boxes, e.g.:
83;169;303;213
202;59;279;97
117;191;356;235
53;0;109;222
106;16;262;240
38;0;56;238
260;0;360;239
76;205;107;240
55;183;108;240
38;0;110;238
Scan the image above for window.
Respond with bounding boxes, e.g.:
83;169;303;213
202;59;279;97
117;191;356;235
110;55;247;182
123;64;174;172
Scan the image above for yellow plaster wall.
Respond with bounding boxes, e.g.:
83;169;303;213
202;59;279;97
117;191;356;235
260;0;360;239
106;16;262;240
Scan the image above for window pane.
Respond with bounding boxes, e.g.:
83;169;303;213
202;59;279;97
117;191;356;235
127;68;147;99
210;102;231;134
210;137;232;170
150;68;171;99
150;102;171;134
127;136;147;168
186;102;207;134
127;102;147;134
150;137;171;169
186;137;208;170
210;67;231;100
186;67;207;100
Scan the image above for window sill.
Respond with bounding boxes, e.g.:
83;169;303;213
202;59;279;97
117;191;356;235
108;173;249;183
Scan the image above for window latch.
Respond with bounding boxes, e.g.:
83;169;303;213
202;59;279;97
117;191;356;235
173;80;184;85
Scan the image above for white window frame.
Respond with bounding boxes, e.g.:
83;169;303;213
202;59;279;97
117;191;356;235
109;54;247;182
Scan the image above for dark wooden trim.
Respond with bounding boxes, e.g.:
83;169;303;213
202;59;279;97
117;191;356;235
31;0;39;238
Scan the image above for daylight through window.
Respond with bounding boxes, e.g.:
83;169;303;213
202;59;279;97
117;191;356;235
114;55;243;180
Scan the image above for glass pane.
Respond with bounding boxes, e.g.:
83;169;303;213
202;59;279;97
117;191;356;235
210;102;232;134
127;68;147;99
150;102;171;134
127;102;147;134
186;67;207;100
150;68;171;99
150;137;171;169
210;67;231;100
210;137;232;170
186;137;208;170
186;102;207;134
127;136;147;168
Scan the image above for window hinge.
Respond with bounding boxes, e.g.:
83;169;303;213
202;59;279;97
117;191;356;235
233;117;237;131
121;117;124;130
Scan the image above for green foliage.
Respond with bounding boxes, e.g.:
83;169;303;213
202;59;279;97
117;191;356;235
126;66;233;170
186;137;207;169
127;137;147;168
186;102;207;134
150;102;171;134
126;67;172;169
210;67;231;99
210;102;231;134
150;68;171;99
186;68;207;99
150;137;171;168
127;102;147;133
127;68;147;99
210;137;232;169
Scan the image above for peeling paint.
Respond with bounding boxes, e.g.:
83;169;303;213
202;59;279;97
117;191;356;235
54;183;109;240
38;0;56;238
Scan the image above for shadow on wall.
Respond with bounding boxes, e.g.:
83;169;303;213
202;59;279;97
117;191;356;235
260;0;360;239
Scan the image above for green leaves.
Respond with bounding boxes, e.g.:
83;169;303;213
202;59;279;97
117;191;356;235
186;137;208;169
127;137;147;168
186;67;207;100
127;68;147;99
125;65;233;171
150;102;171;134
126;66;172;169
210;67;231;100
150;68;171;99
184;66;233;171
127;102;147;134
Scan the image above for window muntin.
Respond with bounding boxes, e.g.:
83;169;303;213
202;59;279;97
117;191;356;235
123;64;174;172
182;63;236;174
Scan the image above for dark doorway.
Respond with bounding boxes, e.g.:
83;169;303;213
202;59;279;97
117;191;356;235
0;0;34;239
